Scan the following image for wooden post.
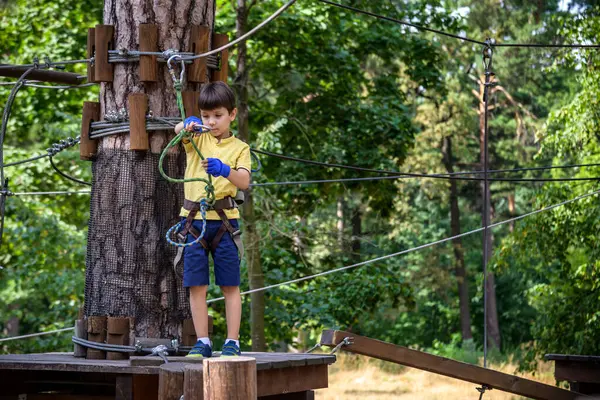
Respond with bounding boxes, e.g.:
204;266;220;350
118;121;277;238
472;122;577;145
159;362;186;400
182;319;197;347
94;24;114;82
182;91;200;119
183;364;203;400
182;317;214;347
139;24;158;82
188;26;210;83
87;316;107;360
203;357;257;399
80;101;100;160
73;319;88;357
87;28;96;83
107;317;130;360
0;65;84;85
129;93;149;151
211;34;229;83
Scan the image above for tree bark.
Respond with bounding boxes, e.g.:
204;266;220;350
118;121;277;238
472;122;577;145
479;77;501;350
441;136;473;342
351;203;361;263
85;0;215;338
235;0;266;351
337;197;345;251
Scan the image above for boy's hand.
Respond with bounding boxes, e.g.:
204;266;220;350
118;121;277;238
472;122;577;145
183;116;203;132
202;158;231;178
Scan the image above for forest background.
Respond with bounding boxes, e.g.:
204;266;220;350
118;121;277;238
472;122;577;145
1;0;599;373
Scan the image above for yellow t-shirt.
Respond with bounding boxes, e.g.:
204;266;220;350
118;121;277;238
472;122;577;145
180;133;251;220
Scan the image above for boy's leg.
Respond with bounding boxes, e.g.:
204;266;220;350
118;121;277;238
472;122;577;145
213;219;242;356
220;285;241;340
189;285;210;338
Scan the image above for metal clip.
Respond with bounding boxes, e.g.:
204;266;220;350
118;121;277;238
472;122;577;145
476;384;492;400
330;336;354;355
167;54;186;85
148;344;169;363
482;38;494;74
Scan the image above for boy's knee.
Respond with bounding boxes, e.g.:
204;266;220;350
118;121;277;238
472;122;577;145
220;285;240;295
190;285;209;295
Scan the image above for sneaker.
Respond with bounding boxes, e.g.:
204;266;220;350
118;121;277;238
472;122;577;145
186;340;212;358
220;340;241;357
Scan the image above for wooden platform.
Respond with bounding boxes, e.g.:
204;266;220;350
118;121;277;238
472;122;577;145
0;351;335;399
546;354;600;395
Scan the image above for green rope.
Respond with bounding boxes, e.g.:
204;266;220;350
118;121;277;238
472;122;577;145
159;73;216;205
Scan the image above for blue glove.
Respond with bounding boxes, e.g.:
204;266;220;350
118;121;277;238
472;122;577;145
206;158;231;178
184;116;203;132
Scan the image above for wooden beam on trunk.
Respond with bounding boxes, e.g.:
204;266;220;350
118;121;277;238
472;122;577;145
210;34;229;83
0;65;84;85
320;330;587;400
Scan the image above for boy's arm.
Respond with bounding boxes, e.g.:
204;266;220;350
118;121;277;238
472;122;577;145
227;168;250;190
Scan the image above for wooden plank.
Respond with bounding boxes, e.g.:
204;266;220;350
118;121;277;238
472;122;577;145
188;25;210;83
80;101;100;160
74;319;88;358
87;316;107;360
107;317;131;360
257;365;328;398
182;91;200;120
0;65;84;85
87;28;96;83
133;374;159;400
210;34;228;83
139;24;158;82
128;93;149;151
555;360;600;383
94;24;114;82
320;330;586;400
116;375;134;400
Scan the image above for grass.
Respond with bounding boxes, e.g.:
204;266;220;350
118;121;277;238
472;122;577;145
317;352;559;400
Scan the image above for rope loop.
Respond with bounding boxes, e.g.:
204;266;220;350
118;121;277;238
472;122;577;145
165;199;209;248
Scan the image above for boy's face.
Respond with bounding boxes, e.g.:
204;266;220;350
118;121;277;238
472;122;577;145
201;106;237;137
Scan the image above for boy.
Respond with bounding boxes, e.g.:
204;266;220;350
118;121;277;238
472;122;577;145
174;81;251;358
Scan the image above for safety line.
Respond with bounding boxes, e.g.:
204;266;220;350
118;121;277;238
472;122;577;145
10;190;91;196
316;0;486;45
0;327;73;342
49;157;91;187
0;81;95;89
206;187;600;304
184;0;297;61
317;0;600;49
253;149;600;182
5;188;598;341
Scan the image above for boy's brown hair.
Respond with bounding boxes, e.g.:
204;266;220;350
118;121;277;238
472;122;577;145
198;81;236;113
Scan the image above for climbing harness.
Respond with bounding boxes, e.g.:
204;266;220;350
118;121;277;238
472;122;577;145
160;54;214;252
161;54;245;278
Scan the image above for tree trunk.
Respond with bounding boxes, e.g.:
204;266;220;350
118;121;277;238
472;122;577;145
479;77;501;350
351;203;361;263
508;194;515;232
337;197;345;251
85;0;215;338
235;0;266;351
441;136;473;342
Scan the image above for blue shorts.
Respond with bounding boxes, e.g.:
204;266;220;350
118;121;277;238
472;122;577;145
183;218;241;287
